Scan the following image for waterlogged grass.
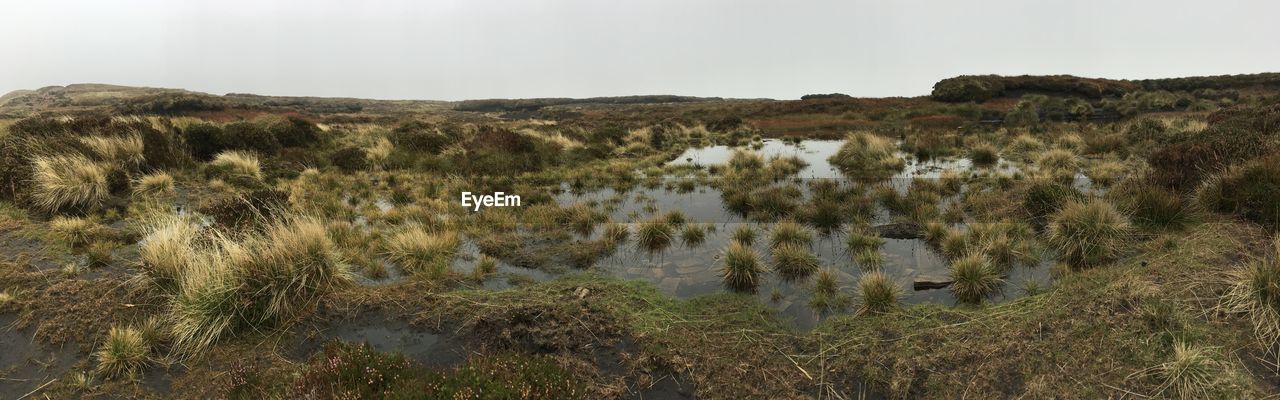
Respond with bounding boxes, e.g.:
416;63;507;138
720;241;764;292
1046;198;1133;269
816;222;1265;398
5;99;1280;398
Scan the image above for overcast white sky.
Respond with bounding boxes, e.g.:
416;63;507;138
2;0;1277;100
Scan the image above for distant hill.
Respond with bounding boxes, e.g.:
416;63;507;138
0;84;452;118
452;95;725;112
0;84;202;116
930;72;1280;103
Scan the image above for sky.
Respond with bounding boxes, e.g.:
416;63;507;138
2;0;1278;101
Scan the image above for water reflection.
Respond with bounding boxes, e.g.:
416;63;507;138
539;139;1057;329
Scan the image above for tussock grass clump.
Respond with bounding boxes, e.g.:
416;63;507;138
1221;236;1280;357
133;172;176;197
948;254;1003;304
975;234;1019;270
30;153;110;212
922;222;948;245
680;223;709;247
248;218;353;318
732;224;756;245
207;150;262;182
474;255;498;277
1046;199;1132;268
1111;181;1188;229
80;134;145;168
828;132;903;179
86;240;117;267
68;370;94;391
728;149;765;171
1153;342;1229;399
636;217;674;252
809;268;846;310
771;244;819;281
769;220;812;249
939;228;970;260
1086;159;1127;187
968;144;999;166
170;251;241;354
856;271;901;315
384;226;460;277
602;222;629;244
745;185;802;220
853;248;883;271
94;325;149;378
1006;135;1045;159
719;241;764;292
50;216;98;246
1194;155;1280;229
169;217;352;355
663;210;688;226
1022;178;1084;227
139;214;201;294
562;203;606;236
1036;148;1079;172
365;138;394;169
845;227;884;254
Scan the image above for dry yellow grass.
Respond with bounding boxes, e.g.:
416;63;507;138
80;134;145;167
208;150;262;181
50;216;98;246
138;214;202;293
133;172;176;197
30;153;110;212
366;137;394;168
384;225;460;277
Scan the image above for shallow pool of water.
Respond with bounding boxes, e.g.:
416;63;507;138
540;140;1063;328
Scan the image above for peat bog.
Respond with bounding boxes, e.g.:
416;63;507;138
2;73;1280;398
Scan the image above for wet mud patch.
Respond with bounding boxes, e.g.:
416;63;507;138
0;231;68;273
291;313;468;369
14;276;154;347
631;372;696;400
0;315;79;399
